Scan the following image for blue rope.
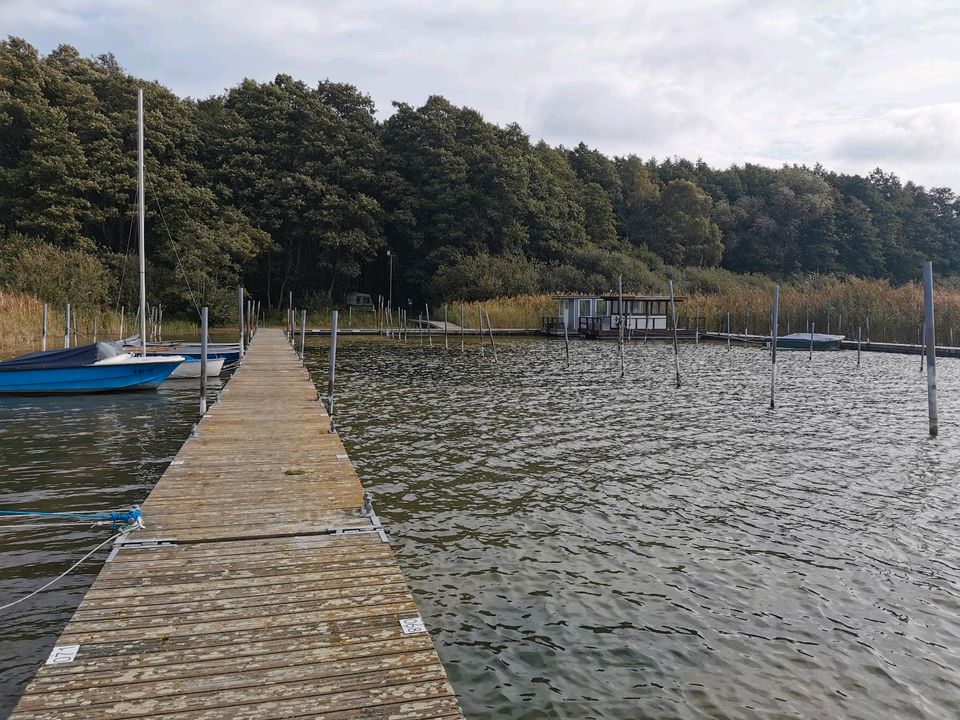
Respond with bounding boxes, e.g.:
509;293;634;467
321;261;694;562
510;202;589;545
0;506;141;529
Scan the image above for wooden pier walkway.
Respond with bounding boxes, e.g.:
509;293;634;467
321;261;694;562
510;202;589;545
12;328;463;719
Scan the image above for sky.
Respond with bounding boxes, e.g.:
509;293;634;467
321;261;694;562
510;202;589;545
3;0;960;189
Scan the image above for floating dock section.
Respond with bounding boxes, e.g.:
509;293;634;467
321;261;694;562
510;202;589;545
12;328;463;719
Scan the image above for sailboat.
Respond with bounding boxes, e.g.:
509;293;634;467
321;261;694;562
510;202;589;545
0;89;183;394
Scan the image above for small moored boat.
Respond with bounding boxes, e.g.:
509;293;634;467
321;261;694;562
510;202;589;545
0;343;183;394
168;355;226;379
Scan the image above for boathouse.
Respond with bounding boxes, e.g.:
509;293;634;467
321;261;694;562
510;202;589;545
543;295;603;335
580;294;687;338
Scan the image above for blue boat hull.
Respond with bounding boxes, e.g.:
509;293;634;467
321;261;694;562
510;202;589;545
0;362;181;394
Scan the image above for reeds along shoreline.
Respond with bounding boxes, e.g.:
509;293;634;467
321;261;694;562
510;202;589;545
680;277;960;345
0;290;196;353
452;277;960;345
7;274;959;349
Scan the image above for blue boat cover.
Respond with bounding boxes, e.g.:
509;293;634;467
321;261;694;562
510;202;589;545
0;342;123;372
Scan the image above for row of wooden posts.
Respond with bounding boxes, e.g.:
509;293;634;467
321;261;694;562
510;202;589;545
286;300;500;362
605;266;939;436
38;302;169;350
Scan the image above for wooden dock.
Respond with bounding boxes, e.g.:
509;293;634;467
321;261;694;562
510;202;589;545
11;328;463;719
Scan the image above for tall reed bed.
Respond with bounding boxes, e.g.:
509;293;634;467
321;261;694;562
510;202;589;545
680;276;960;344
0;291;197;353
455;295;555;329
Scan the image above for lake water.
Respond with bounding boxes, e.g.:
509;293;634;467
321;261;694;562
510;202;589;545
2;336;960;718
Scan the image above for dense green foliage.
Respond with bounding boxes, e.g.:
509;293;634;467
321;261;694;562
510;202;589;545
2;38;958;319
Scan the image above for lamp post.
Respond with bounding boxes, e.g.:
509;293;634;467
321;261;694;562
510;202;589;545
387;250;394;312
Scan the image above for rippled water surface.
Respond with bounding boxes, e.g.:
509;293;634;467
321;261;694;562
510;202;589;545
308;336;960;719
2;335;960;719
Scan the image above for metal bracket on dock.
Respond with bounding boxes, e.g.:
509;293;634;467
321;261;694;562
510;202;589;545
107;536;177;561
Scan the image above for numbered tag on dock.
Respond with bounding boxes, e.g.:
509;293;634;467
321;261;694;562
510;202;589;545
399;616;427;634
46;645;80;665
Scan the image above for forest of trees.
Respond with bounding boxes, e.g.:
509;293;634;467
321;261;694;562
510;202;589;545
2;37;959;321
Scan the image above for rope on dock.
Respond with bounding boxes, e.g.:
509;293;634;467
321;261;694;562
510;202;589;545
0;505;143;530
0;527;132;612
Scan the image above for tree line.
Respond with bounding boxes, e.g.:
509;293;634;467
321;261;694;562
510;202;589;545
1;37;957;321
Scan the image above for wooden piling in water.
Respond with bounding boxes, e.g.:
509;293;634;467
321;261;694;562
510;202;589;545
919;324;924;372
425;304;433;348
809;322;815;359
727;312;731;351
770;285;779;409
41;304;47;351
64;303;70;349
238;286;246;357
669;280;680;388
199;306;208;416
300;309;307;363
478;306;485;355
328;310;338;433
485;308;497;363
857;325;862;366
618;274;625;378
460;303;465;353
922;261;938;436
444;304;449;350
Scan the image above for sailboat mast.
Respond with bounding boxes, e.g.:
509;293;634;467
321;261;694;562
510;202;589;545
137;89;147;357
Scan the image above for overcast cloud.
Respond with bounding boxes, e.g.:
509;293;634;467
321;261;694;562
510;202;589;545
2;0;959;188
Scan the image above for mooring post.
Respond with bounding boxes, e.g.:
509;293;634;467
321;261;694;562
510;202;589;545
425;304;433;347
866;315;870;344
857;325;862;366
460;303;465;353
484;308;497;363
41;304;47;351
419;314;424;348
478;306;485;355
562;302;570;365
727;312;731;351
238;286;245;357
618;274;625;379
919;324;924;372
669;280;680;388
922;261;938;436
444;304;449;350
809;322;815;360
64;303;71;348
695;309;700;345
770;285;779;409
74;310;79;347
200;306;208;416
327;310;339;433
300;309;306;364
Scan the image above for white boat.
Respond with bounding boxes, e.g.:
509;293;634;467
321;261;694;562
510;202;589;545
169;356;225;379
